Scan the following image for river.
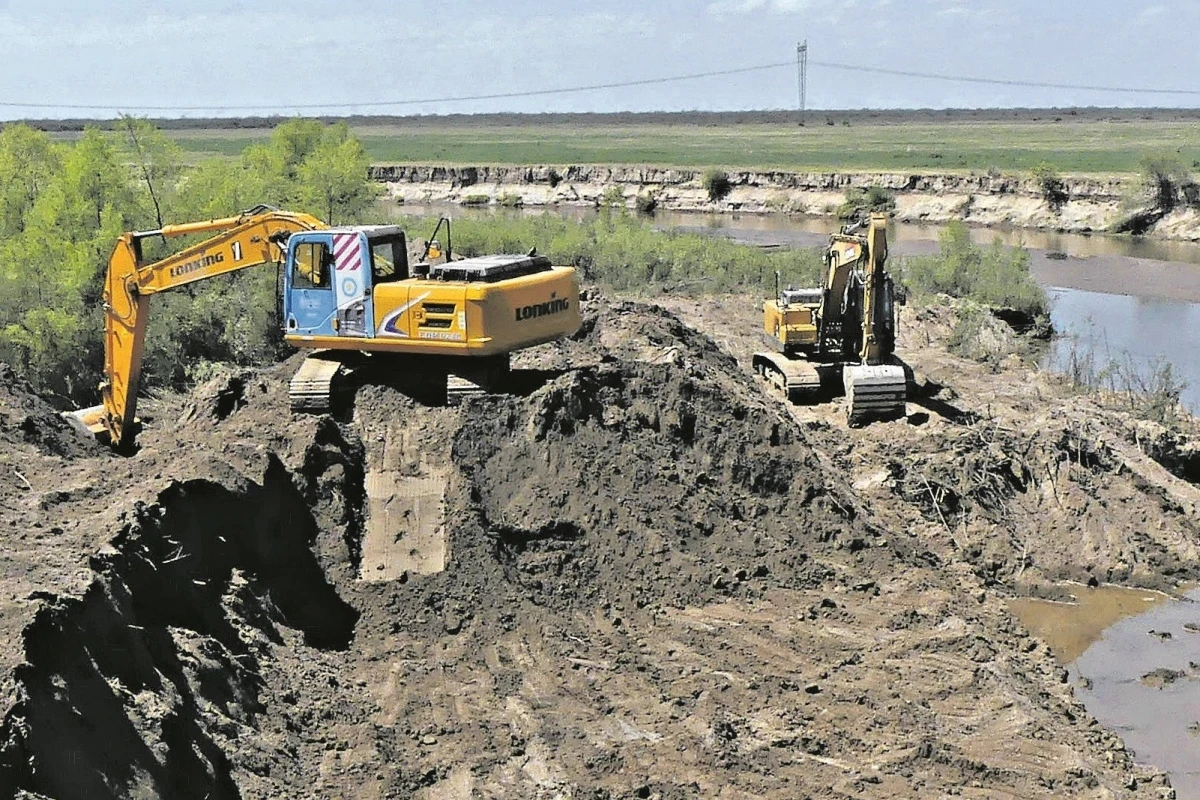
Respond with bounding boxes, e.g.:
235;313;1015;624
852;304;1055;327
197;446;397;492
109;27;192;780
384;203;1200;411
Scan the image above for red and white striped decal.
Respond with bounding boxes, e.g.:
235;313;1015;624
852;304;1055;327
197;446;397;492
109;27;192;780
332;233;363;273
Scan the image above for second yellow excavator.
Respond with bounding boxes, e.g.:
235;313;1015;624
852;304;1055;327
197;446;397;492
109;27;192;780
71;206;581;449
752;213;907;424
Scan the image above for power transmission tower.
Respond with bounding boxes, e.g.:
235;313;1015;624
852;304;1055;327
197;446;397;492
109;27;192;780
797;41;808;123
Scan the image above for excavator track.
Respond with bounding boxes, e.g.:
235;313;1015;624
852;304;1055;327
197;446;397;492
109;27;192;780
751;351;823;403
843;364;907;426
445;354;510;406
289;352;351;414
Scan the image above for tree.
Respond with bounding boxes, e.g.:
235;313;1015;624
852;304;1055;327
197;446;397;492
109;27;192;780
1031;162;1068;211
297;133;378;224
1139;154;1193;213
56;127;140;235
176;159;270;220
0;124;61;237
119;115;184;229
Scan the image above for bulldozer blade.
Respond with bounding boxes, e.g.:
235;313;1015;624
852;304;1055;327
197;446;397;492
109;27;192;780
843;364;907;425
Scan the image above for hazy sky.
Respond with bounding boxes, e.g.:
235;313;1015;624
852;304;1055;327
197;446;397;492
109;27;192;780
2;0;1197;118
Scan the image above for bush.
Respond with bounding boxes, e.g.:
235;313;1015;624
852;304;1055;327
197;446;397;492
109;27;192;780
389;211;823;295
1031;162;1069;211
496;192;524;208
1139;154;1198;212
899;221;1049;318
945;303;1027;369
634;192;658;215
1141;155;1181;212
460;194;490;206
837;185;895;219
1052;336;1188;427
600;186;626;208
702;169;733;202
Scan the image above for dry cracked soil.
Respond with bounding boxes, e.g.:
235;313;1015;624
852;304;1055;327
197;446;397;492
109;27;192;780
0;294;1196;799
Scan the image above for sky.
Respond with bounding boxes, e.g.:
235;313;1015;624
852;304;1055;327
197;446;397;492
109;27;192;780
1;0;1197;118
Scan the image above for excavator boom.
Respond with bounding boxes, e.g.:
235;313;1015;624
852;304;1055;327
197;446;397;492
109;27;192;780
78;207;325;447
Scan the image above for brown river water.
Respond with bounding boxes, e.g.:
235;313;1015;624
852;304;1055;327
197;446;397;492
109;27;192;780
1012;588;1200;799
390;203;1200;793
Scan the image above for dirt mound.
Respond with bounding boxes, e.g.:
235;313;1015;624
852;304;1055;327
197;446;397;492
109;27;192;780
0;363;98;458
348;299;887;639
449;360;870;613
0;298;1186;798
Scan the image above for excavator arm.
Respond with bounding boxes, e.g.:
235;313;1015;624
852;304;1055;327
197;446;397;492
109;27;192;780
76;206;325;448
858;212;892;364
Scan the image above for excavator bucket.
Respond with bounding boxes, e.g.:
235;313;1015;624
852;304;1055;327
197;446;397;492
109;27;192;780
62;405;110;442
843;364;907;425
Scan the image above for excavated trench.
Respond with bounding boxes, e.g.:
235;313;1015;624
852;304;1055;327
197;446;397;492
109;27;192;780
0;302;883;798
0;456;361;799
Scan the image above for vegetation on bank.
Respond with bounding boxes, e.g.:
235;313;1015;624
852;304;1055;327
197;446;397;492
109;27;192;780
837;186;896;219
1054;338;1188;427
399;211;824;294
898;221;1049;319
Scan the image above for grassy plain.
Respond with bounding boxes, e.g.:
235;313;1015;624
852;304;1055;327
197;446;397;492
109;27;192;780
149;114;1200;175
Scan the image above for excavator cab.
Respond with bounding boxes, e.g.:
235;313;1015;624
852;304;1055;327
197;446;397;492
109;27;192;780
282;226;410;339
370;231;408;283
284;231;374;339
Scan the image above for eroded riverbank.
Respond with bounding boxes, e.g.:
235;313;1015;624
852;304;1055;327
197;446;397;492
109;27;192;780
372;163;1200;242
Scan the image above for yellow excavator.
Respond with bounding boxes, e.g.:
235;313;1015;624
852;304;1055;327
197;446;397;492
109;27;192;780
752;212;907;424
71;206;581;449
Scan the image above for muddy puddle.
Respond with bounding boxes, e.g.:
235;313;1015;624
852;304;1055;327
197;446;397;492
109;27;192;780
1014;587;1200;798
1010;585;1175;664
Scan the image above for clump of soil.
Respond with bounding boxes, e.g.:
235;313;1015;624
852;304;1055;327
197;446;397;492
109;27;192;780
1141;668;1187;689
0;363;99;457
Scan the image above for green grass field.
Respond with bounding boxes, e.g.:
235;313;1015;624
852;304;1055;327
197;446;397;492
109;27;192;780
160;118;1200;175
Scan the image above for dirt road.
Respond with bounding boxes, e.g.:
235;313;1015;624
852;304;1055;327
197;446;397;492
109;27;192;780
0;296;1193;799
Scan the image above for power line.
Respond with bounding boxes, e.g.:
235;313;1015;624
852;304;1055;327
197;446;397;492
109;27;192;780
0;61;796;113
0;57;1197;114
810;60;1200;97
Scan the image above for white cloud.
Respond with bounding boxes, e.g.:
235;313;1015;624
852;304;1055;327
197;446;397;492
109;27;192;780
1135;4;1166;23
706;0;862;20
706;0;768;17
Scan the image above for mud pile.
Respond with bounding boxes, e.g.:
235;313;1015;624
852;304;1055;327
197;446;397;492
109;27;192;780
0;298;1183;798
0;363;98;458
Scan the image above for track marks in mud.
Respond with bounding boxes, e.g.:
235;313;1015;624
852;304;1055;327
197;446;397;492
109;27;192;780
1;296;1193;798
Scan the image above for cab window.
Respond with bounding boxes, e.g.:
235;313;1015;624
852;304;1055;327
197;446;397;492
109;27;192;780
370;235;408;283
293;242;331;289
